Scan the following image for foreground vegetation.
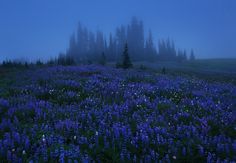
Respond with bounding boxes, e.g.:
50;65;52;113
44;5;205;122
0;64;235;162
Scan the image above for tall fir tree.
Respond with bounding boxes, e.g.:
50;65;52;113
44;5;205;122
190;49;196;61
127;17;145;60
99;52;106;65
122;43;132;69
145;30;157;60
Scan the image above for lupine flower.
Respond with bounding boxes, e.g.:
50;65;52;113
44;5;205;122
0;65;235;162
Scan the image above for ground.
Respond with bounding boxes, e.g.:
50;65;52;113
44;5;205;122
0;63;235;162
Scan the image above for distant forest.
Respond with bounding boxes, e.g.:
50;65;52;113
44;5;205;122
63;17;196;64
0;17;196;67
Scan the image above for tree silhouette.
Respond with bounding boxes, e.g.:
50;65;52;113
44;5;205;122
158;39;177;61
145;30;157;60
122;43;132;69
190;49;196;61
99;52;106;65
177;49;187;62
127;17;145;60
65;18;193;63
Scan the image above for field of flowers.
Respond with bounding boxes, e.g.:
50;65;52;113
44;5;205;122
0;65;235;162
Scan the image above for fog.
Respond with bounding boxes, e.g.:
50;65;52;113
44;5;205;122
0;0;236;62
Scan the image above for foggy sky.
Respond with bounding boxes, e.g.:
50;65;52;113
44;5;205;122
0;0;235;61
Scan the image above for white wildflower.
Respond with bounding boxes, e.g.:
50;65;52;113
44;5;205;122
42;135;46;142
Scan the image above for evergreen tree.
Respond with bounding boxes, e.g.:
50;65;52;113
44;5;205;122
65;18;191;63
24;62;29;68
122;43;132;69
99;52;106;65
116;25;126;62
158;39;177;61
190;49;196;61
183;50;187;61
127;17;145;60
108;33;116;61
145;30;157;60
88;31;96;60
36;60;43;66
96;30;105;57
68;34;77;57
176;49;187;62
177;50;183;63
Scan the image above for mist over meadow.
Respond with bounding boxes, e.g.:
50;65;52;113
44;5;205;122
0;1;236;162
0;0;236;62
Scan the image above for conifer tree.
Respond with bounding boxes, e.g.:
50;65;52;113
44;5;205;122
122;43;132;69
190;49;196;61
99;52;106;65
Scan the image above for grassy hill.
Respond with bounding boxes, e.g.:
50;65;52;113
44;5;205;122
131;58;236;84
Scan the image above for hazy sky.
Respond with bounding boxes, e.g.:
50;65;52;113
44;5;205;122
0;0;235;61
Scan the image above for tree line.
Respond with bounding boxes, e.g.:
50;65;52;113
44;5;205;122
64;17;196;65
0;17;196;68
